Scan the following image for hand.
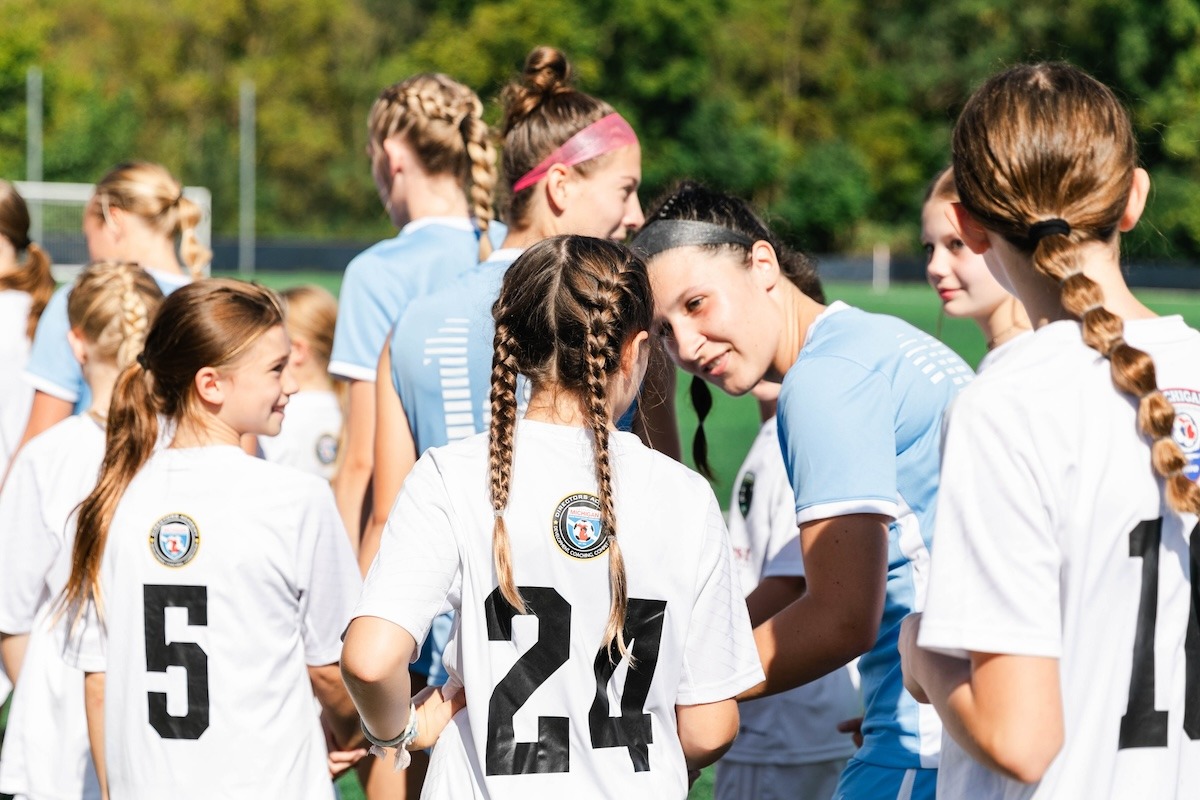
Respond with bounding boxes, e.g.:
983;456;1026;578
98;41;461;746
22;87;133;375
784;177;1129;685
898;612;930;704
322;716;367;779
408;682;466;751
836;717;863;748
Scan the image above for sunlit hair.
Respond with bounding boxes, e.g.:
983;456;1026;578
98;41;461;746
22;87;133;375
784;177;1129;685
88;162;211;278
954;62;1200;514
924;166;958;205
368;73;497;259
499;46;616;228
61;280;285;625
489;235;651;659
641;180;825;477
0;180;55;339
280;284;345;411
67;261;164;371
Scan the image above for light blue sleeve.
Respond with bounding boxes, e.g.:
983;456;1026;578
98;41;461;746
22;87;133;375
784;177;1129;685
23;284;86;405
330;251;408;382
778;356;899;524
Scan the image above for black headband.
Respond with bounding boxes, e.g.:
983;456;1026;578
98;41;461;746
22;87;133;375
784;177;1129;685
1026;218;1071;248
631;220;753;258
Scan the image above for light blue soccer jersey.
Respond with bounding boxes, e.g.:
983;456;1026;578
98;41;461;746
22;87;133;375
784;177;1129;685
778;301;972;772
23;269;191;412
329;217;507;382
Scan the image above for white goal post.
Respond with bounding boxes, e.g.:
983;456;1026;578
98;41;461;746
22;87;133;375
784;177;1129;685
14;180;213;281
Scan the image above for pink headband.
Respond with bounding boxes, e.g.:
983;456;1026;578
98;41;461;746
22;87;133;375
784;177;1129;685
511;113;639;193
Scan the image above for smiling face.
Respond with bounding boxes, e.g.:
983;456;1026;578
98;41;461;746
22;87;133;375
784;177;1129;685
559;143;645;241
648;245;779;397
215;325;296;437
922;197;1012;322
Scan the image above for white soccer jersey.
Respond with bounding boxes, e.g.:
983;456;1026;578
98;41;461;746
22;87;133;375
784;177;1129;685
64;446;361;799
355;419;764;799
0;414;104;799
259;389;342;480
920;317;1200;799
0;289;34;480
722;417;860;766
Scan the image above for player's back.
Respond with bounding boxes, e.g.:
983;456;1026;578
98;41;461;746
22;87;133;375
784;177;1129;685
405;420;763;798
79;446;360;798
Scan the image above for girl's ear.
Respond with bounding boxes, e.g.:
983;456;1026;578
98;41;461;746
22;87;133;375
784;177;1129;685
193;366;225;406
948;202;991;254
620;330;651;379
544;163;571;215
67;327;88;367
1118;167;1150;232
289;336;310;369
749;240;781;291
380;136;408;177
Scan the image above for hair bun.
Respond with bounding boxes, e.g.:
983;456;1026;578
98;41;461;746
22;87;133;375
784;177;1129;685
502;46;575;133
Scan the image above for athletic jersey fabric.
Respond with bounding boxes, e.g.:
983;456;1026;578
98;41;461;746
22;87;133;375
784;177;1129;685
64;446;361;798
329;218;507;382
354;420;764;798
920;317;1200;800
778;301;972;771
0;289;34;484
974;330;1029;374
259;389;342;480
23;269;190;409
389;247;522;451
722;417;861;766
0;414;105;799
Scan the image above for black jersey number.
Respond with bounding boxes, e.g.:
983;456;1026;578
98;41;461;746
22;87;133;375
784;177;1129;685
1118;519;1200;749
484;587;666;776
143;584;210;740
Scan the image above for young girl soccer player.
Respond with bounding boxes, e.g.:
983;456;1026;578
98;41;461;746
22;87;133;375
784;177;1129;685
633;181;973;800
17;162;209;448
922;167;1031;370
60;280;363;798
329;73;504;545
901;62;1200;798
342;235;763;798
260;285;343;480
0;181;55;486
0;262;163;800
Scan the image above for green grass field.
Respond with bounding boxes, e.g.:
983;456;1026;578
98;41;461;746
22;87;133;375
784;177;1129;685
5;274;1200;800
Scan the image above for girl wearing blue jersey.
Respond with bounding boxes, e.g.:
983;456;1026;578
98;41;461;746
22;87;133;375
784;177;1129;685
329;73;502;549
16;162;208;451
902;63;1200;799
634;181;973;800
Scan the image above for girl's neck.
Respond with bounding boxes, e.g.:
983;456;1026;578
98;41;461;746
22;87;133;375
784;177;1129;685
769;282;826;381
977;295;1031;351
524;387;615;430
82;362;120;423
170;412;243;449
124;235;185;275
404;173;471;222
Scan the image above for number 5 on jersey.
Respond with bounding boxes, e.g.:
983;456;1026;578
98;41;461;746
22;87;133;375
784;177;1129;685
144;584;210;740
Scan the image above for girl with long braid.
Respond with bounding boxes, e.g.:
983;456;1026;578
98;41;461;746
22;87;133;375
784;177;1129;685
901;63;1200;798
342;235;761;798
0;262;163;800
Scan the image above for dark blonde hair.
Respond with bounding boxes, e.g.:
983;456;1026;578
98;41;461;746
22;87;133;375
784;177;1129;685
640;181;824;478
923;166;957;205
62;280;285;623
369;73;497;259
953;62;1200;513
499;46;616;228
280;284;336;371
89;162;210;278
489;235;651;658
0;180;55;339
67;261;164;371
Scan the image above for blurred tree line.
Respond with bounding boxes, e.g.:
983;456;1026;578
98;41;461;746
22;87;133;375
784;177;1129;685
4;0;1200;259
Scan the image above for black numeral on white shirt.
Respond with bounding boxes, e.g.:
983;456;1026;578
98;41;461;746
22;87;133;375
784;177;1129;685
1119;519;1199;749
484;587;666;775
143;585;210;740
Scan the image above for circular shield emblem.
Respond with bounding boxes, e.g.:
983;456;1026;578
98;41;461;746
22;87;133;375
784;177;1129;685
315;433;339;466
552;493;609;560
149;513;200;567
738;471;756;518
1165;389;1200;483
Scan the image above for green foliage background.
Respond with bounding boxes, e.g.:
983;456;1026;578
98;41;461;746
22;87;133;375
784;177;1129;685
7;0;1200;258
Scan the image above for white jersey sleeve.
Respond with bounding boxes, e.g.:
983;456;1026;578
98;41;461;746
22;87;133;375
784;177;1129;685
298;482;362;665
0;450;59;634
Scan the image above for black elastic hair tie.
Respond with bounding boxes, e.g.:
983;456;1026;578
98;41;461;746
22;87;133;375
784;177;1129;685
136;353;148;369
1027;218;1071;248
631;220;753;259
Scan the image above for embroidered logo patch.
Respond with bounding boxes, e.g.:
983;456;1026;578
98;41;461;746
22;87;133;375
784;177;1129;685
1163;388;1200;482
149;513;200;567
552;493;609;560
315;433;339;466
738;470;756;518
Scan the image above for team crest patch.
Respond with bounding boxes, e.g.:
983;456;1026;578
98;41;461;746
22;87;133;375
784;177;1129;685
315;433;339;466
738;471;756;518
1163;388;1200;482
552;493;609;560
149;513;200;567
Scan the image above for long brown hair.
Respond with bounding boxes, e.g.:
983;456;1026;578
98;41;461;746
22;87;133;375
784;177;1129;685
0;180;55;339
368;73;497;259
953;62;1200;513
62;280;284;624
489;235;651;658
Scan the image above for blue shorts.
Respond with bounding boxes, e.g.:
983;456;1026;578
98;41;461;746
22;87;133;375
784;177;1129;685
832;758;937;800
412;612;454;686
